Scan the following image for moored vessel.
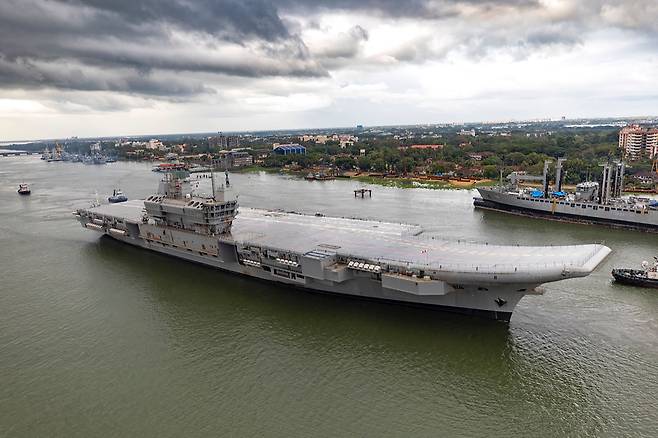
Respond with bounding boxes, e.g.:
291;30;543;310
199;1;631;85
152;163;187;172
475;159;658;232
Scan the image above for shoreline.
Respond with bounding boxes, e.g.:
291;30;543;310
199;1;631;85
233;166;496;190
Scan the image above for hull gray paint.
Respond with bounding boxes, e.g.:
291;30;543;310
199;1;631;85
102;233;514;321
476;188;658;232
106;231;527;321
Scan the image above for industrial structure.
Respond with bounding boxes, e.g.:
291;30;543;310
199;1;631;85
273;144;306;155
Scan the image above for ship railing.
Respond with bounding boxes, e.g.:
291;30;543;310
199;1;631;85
350;247;605;274
405;235;607;249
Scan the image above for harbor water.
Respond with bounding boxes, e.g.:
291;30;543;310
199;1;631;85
1;156;657;437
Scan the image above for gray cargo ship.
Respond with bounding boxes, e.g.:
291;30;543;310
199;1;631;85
75;171;610;321
475;159;658;232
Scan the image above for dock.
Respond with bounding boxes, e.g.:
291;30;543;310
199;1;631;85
0;150;39;157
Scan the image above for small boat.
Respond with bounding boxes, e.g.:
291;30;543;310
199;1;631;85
108;189;128;203
612;259;658;288
17;183;31;195
305;172;335;181
152;163;187;172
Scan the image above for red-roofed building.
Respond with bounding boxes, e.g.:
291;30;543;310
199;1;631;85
399;144;445;151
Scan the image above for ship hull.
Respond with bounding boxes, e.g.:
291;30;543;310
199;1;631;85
475;188;658;232
102;234;516;321
102;231;523;321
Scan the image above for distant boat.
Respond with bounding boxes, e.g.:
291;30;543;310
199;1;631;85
108;189;128;203
47;142;64;162
83;154;107;164
152;162;187;172
17;183;31;195
305;172;334;181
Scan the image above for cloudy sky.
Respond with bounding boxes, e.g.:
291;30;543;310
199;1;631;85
1;0;657;140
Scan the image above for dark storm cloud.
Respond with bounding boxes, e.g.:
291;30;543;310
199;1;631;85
0;56;211;97
66;0;291;42
0;0;324;97
0;0;656;100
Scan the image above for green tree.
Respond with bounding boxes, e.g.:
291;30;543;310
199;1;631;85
357;156;371;170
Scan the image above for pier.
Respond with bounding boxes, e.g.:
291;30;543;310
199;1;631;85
354;188;372;198
0;150;38;157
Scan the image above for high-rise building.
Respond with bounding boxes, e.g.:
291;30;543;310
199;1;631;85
209;134;240;149
619;125;658;159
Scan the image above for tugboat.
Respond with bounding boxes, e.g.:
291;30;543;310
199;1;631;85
108;189;128;203
17;183;31;195
612;259;658;288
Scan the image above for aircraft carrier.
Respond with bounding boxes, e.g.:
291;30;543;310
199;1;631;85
475;159;658;232
75;171;610;321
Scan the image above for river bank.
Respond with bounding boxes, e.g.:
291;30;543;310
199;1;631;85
235;165;496;189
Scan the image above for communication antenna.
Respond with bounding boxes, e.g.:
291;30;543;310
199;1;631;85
210;158;217;200
225;153;231;187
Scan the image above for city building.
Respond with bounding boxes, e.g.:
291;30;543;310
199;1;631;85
298;133;358;146
338;134;358;148
458;129;477;137
209;134;240;149
217;149;253;168
145;139;167;151
403;144;445;151
619;125;658;159
273;144;306;155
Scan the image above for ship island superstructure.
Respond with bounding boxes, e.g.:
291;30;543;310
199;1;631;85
475;158;658;232
75;171;610;321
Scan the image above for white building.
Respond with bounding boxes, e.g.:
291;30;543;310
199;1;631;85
619;125;658;159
